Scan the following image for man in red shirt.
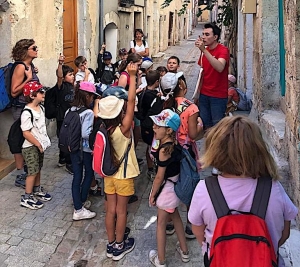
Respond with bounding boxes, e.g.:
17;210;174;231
194;23;229;129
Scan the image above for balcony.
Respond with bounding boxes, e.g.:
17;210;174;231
119;0;134;8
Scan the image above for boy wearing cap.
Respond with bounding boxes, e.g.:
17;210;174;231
96;44;116;90
20;81;52;209
74;56;95;83
226;74;239;116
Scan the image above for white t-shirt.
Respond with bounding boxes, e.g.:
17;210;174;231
130;40;149;54
75;71;95;83
21;106;51;150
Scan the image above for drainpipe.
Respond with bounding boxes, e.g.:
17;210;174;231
278;0;285;96
144;0;147;39
99;0;104;49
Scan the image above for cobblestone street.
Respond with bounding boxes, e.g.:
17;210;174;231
0;25;299;267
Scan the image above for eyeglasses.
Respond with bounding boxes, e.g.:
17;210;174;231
28;46;38;52
37;89;45;94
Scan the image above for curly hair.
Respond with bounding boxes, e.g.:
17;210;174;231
11;39;35;61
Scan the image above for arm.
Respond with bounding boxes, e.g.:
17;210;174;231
138;48;149;57
278;220;291;247
83;68;90;81
120;63;138;136
11;64;32;97
57;54;65;88
23;131;43;153
118;73;128;88
93;98;100;117
188;113;203;140
192;224;206;246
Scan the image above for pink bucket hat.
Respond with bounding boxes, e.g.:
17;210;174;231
228;74;236;84
79;81;100;96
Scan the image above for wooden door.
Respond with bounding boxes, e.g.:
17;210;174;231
63;0;78;71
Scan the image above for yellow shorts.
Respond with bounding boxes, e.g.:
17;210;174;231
104;178;134;196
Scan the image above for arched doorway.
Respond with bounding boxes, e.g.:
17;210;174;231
104;23;118;63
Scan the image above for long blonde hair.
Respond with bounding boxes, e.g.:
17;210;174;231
201;116;279;180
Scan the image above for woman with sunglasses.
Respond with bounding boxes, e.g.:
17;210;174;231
130;29;149;57
10;39;40;189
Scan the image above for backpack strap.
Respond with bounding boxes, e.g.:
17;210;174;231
205;176;230;219
21;108;34;124
250;176;272;219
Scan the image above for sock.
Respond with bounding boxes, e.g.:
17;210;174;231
16;169;22;176
114;241;124;249
33;185;40;193
109;240;116;246
24;193;32;199
90;184;97;191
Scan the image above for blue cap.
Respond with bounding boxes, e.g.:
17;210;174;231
102;86;128;100
150;109;180;131
103;51;112;60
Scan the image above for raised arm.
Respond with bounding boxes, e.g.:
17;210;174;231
57;54;65;88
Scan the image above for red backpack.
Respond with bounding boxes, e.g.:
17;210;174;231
205;176;278;267
92;122;132;177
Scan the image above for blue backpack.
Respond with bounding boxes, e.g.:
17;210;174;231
0;62;26;112
174;146;201;206
236;88;252;111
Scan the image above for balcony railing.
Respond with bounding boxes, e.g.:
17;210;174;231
119;0;134;7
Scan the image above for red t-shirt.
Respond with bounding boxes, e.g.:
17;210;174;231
228;87;239;103
198;44;229;98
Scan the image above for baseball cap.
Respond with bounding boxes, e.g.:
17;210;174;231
23;81;44;96
141;59;153;70
119;48;128;55
228;74;236;84
79;81;100;96
160;72;184;94
103;51;112;60
97;95;124;119
150;109;180;131
102;86;128;100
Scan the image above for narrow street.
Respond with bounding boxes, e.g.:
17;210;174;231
0;25;299;267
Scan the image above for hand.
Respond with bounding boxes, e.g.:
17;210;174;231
37;143;44;153
127;62;138;76
25;65;33;81
58;54;65;64
149;195;156;207
84;68;90;75
34;67;39;73
193;97;199;106
195;37;205;52
100;44;106;52
197;117;203;127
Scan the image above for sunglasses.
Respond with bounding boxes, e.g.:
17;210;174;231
28;46;38;52
37;89;45;94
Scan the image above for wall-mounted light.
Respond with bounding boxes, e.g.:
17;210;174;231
126;25;129;29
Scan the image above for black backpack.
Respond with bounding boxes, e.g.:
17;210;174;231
133;40;146;47
100;65;116;85
58;107;87;153
44;86;57;119
7;108;33;154
141;95;164;129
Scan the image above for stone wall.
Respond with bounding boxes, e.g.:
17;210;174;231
284;0;300;217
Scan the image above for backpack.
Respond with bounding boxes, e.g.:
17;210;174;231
173;145;200;206
133;40;146;47
135;89;146;121
7;108;34;154
0;62;26;112
100;65;116;85
92;123;132;177
44;86;57;119
236;88;252;111
205;176;278;267
58;107;87;153
141;95;164;129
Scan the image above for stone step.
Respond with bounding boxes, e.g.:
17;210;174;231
0;158;15;180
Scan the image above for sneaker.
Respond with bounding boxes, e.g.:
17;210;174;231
166;223;175;235
107;227;131;258
176;241;190;263
15;173;27;188
65;164;74;175
34;186;52;201
73;207;96;221
57;158;66;167
128;194;138;204
137;157;144;166
83;200;91;209
20;195;44;210
112;237;135;261
89;181;102;196
149;250;166;267
211;167;219;176
147;169;156;182
185;225;195;239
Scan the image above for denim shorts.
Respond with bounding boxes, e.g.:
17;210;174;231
22;146;44;175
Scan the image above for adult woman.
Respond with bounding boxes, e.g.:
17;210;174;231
130;29;149;57
10;39;39;188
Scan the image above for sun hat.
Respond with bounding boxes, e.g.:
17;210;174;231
141;59;153;70
102;86;128;100
79;81;100;96
103;51;112;60
228;74;236;84
97;95;125;119
160;72;184;94
150;109;180;131
23;81;44;96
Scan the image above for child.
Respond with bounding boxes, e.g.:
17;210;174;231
139;57;154;90
20;81;51;209
69;81;99;221
74;56;95;83
188;116;298;267
97;63;139;261
96;44;116;91
161;72;203;238
226;74;239;116
139;70;161;181
148;109;190;267
53;54;75;173
115;48;129;78
166;56;187;85
156;66;167;78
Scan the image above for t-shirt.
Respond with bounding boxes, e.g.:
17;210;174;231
75;71;95;83
228;87;239;103
21;106;51;150
55;82;74;122
130;40;149;54
175;97;199;145
198;44;229;98
188;176;298;265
